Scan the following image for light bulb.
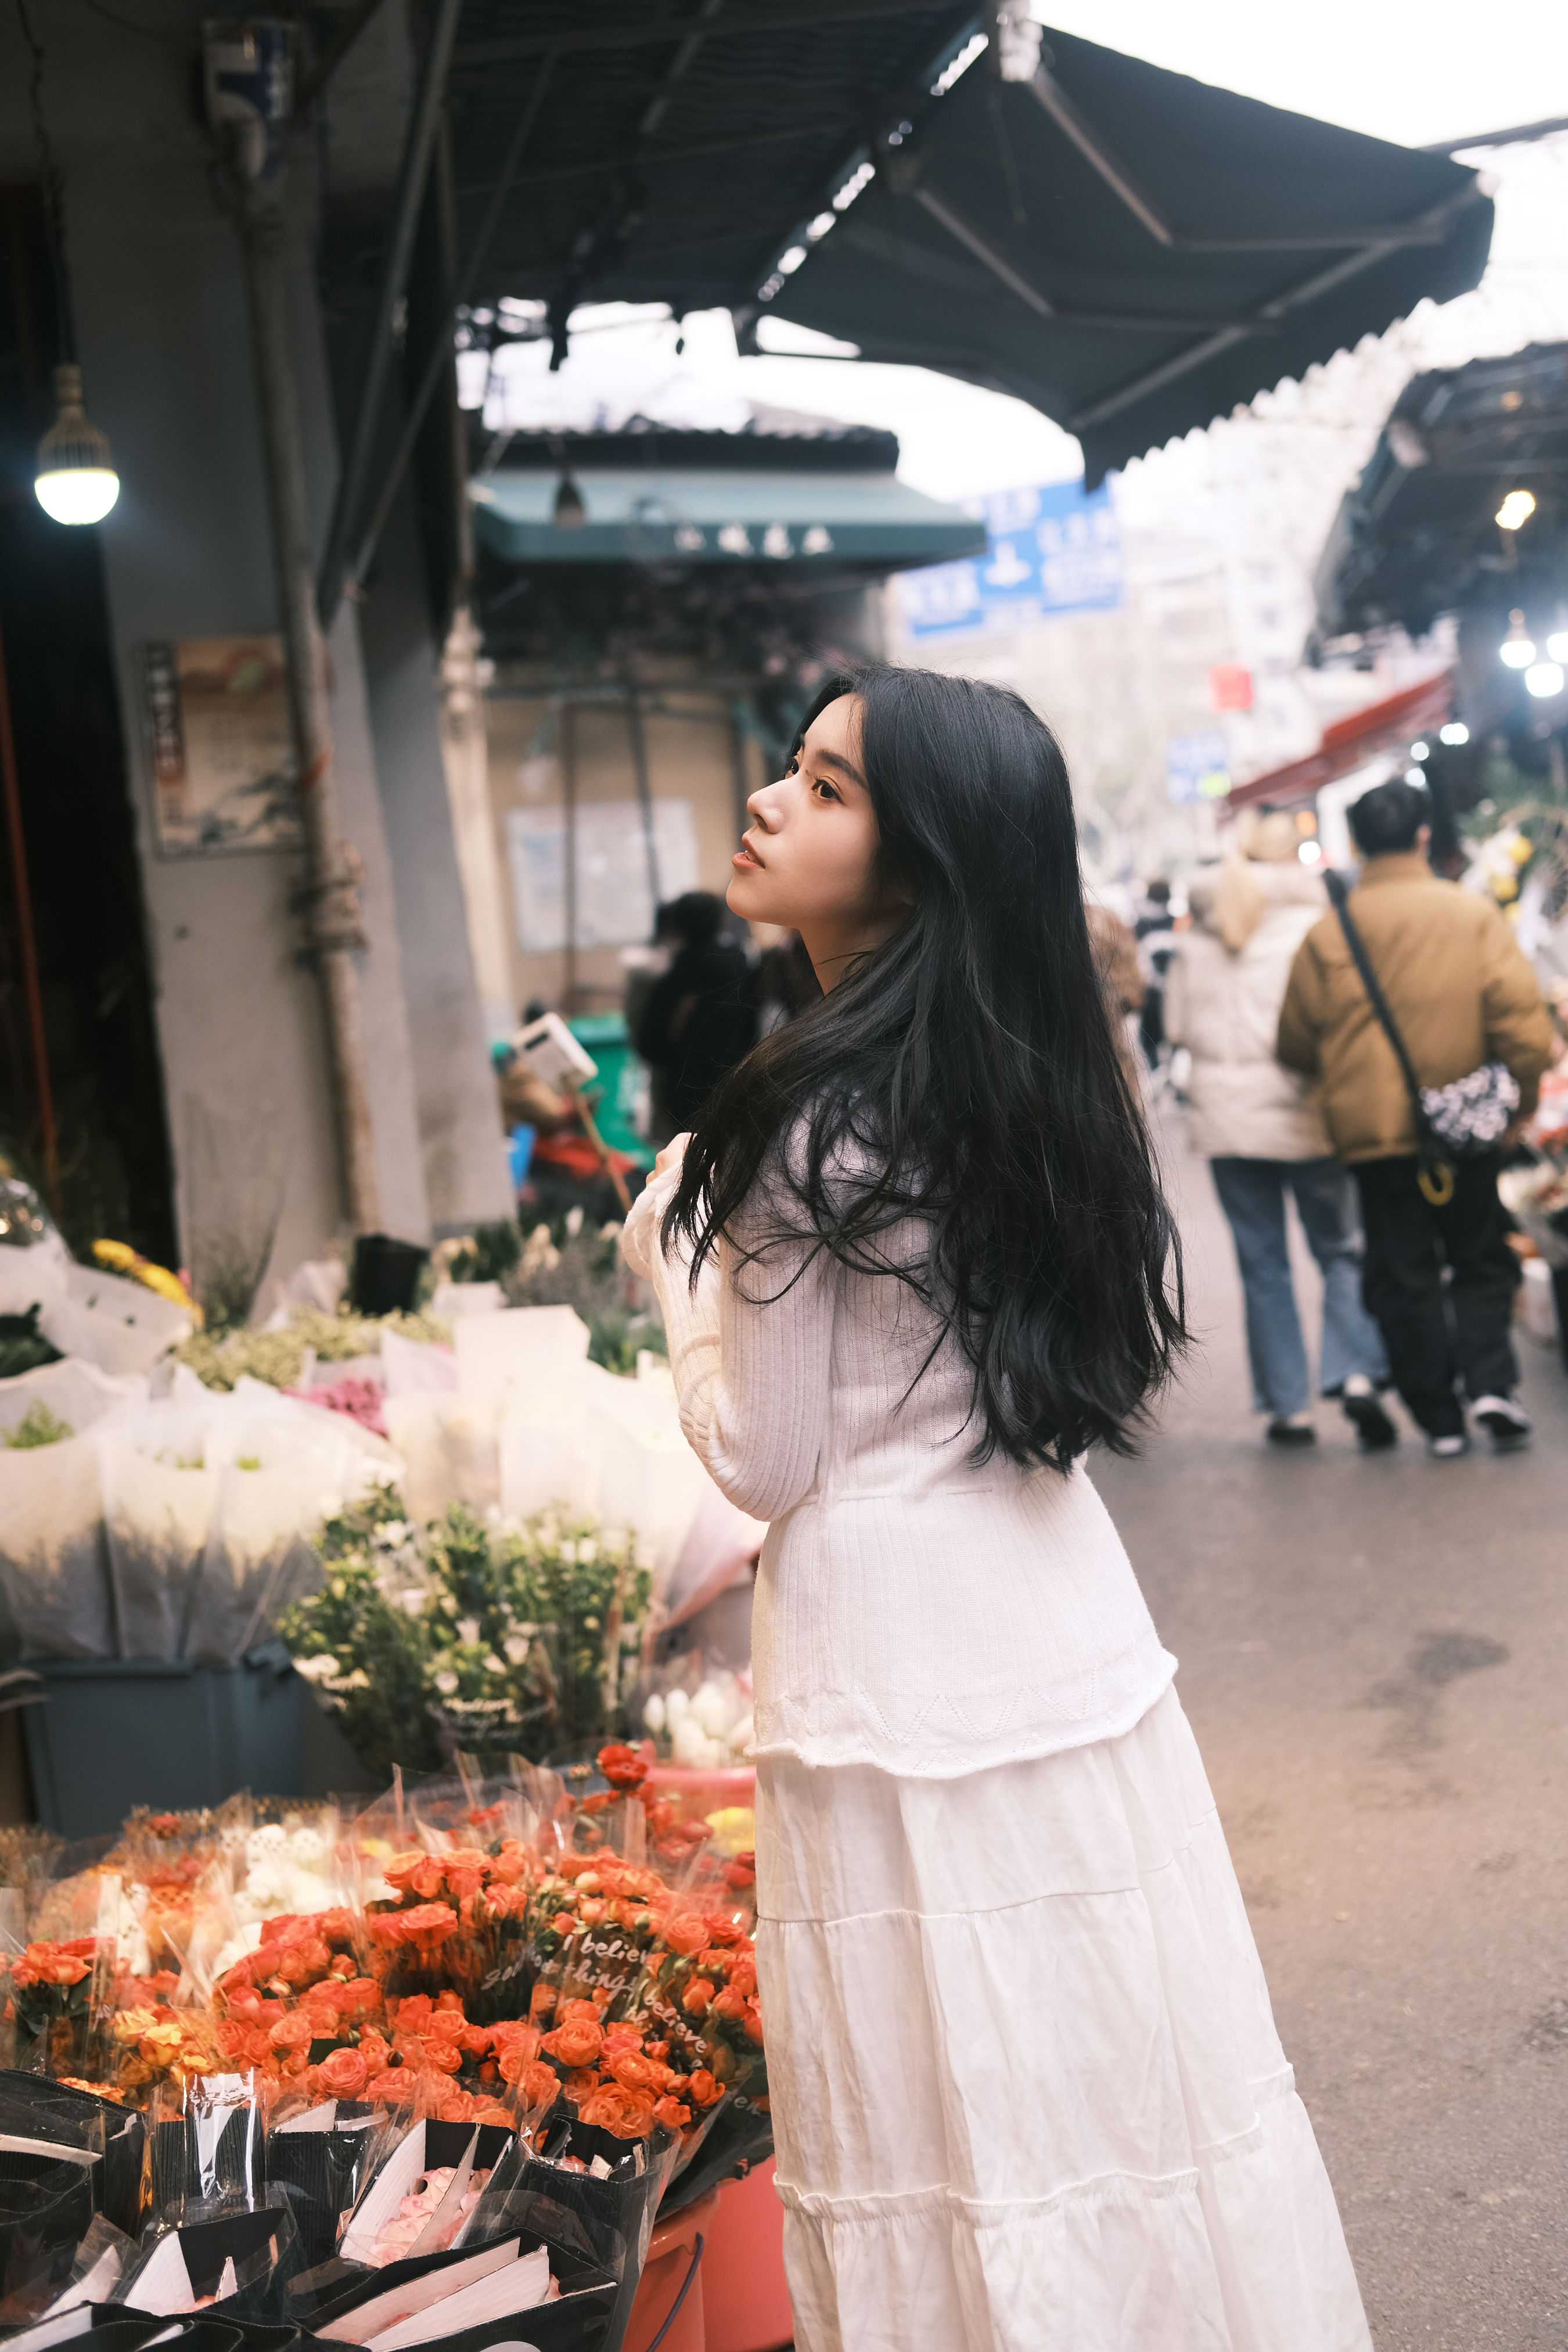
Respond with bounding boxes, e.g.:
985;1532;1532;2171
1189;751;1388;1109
1499;610;1535;669
1297;840;1322;865
1524;661;1564;700
1494;488;1536;531
34;363;119;526
1439;722;1469;746
1548;632;1568;664
1409;740;1429;760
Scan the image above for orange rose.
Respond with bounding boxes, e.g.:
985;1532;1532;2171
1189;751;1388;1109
383;1853;447;1901
685;2069;722;2109
608;2051;666;2095
425;2039;463;2075
268;2013;316;2052
662;1915;708;1958
743;2002;764;2045
652;2096;692;2131
540;2019;605;2069
712;1986;747;2020
560;1999;603;2025
680;1979;713;2016
728;1957;757;1998
516;2059;561;2109
317;2047;369;2098
578;2085;656;2139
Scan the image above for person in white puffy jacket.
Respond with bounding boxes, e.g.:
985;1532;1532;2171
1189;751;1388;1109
1165;808;1395;1449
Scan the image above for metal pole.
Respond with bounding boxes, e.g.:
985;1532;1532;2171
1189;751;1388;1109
624;688;662;918
0;615;59;1206
237;179;382;1231
562;700;578;1013
315;0;465;625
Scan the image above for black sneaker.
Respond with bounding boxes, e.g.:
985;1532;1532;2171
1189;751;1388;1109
1472;1394;1531;1451
1266;1415;1317;1447
1340;1377;1398;1451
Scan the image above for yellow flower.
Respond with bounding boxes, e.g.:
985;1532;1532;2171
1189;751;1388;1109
1493;873;1519;902
92;1241;203;1326
1509;835;1533;865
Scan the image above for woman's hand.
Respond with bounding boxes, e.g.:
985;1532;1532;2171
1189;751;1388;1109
621;1134;692;1277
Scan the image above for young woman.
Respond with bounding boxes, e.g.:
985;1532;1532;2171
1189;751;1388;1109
623;667;1371;2352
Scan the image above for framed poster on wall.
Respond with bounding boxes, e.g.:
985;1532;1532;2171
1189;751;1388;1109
142;636;305;854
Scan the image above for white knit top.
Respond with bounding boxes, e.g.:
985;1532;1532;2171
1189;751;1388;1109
623;1148;1174;1779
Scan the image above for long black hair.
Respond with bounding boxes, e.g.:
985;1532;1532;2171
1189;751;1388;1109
664;662;1184;1471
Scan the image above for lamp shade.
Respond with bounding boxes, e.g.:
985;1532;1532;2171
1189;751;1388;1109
34;363;119;525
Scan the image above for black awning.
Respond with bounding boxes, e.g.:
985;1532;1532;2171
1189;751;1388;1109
1312;341;1568;643
440;11;1490;483
763;27;1493;484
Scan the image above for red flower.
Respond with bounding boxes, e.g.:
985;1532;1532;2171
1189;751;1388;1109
596;1743;649;1794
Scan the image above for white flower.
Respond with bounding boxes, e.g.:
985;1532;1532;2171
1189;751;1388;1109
399;1588;425;1616
484;1655;507;1675
502;1635;531;1665
294;1654;340;1684
565;1206;584;1238
643;1693;667;1734
457;1617;480;1643
375;1520;412;1549
434;1670;459;1696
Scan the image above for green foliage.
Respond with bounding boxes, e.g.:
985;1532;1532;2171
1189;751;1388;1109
2;1402;74;1450
0;1307;62;1380
278;1485;443;1785
444;1221;523;1285
279;1487;654;1786
176;1303;452;1393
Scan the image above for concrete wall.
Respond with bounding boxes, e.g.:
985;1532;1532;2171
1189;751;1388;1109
0;2;508;1290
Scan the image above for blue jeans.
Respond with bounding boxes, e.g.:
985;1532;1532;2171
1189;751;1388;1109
1210;1157;1389;1416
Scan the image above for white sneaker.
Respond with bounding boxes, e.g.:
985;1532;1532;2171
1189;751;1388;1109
1471;1394;1531;1450
1426;1432;1469;1459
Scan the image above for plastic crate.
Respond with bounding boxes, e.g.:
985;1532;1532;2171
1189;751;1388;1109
22;1643;305;1836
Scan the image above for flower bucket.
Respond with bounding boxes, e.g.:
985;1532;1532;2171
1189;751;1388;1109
623;2186;717;2352
645;1758;756;1823
701;2159;793;2352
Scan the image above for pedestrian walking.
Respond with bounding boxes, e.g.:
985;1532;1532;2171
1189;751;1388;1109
1134;876;1176;1070
633;891;758;1146
625;664;1373;2351
1166;809;1394;1449
1278;777;1553;1456
1084;896;1146;1095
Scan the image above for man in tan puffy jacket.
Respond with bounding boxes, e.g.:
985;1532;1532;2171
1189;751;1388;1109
1278;778;1552;1456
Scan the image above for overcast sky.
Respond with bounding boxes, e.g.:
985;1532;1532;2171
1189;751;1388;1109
488;7;1568;502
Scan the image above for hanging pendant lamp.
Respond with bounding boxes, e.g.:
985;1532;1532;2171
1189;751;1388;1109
34;362;120;526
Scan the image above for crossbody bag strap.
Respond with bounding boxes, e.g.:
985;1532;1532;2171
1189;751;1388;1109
1323;869;1454;1204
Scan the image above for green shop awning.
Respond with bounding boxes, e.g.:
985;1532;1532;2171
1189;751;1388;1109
468;467;985;569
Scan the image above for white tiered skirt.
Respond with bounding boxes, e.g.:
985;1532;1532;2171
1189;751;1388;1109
754;1685;1372;2352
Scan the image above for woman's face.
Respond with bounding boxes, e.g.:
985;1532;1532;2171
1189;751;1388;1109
727;694;910;986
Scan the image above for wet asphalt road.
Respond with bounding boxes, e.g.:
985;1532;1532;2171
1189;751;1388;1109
1094;1117;1568;2350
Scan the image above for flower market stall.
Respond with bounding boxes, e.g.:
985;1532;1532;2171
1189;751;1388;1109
0;1736;769;2352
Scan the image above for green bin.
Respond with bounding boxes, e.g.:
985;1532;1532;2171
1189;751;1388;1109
569;1013;654;1167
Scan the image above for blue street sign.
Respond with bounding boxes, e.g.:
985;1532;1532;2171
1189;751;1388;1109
897;477;1123;638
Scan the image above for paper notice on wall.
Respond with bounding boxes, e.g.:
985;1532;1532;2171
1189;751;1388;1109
143;637;304;855
506;799;700;951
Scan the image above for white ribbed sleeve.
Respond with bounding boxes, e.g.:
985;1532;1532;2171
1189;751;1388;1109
623;1149;835;1521
623;1138;1174;1778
